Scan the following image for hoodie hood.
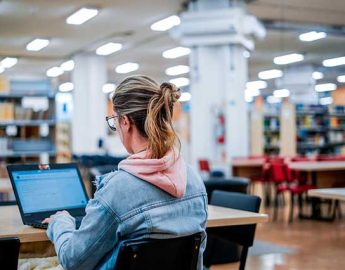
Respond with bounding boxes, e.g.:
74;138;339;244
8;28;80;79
118;148;187;198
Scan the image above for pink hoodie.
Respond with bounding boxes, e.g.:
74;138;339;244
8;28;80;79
118;149;187;198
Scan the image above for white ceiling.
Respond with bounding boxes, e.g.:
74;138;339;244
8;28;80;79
0;0;345;88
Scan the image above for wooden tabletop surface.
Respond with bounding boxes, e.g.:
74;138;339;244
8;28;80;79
232;159;265;167
0;205;268;243
288;161;345;172
308;188;345;201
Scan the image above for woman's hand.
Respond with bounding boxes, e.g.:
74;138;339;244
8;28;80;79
42;210;72;224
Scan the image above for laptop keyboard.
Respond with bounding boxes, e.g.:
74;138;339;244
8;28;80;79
30;216;84;229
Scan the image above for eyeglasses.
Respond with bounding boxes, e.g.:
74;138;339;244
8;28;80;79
105;115;119;131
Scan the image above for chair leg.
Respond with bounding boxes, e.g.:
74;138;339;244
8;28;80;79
298;193;303;216
239;246;249;270
289;193;294;223
273;191;279;221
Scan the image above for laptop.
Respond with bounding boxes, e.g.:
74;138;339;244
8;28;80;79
7;163;89;229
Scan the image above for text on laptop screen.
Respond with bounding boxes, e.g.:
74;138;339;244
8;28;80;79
12;168;88;214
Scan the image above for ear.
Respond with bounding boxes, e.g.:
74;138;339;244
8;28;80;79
121;115;132;132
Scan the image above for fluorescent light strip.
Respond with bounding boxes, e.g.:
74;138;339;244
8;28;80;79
315;83;337;92
267;96;282;104
337;75;345;83
1;57;18;68
246;80;267;90
162;47;191;59
46;67;64;77
245;89;260;97
60;60;74;71
258;69;283;80
169;77;189;87
102;83;116;93
312;71;324;80
273;89;290;98
96;43;122;56
58;82;74;92
273;53;304;65
165;65;190;76
179;92;192;102
26;39;49;51
320;97;333;105
115;62;139;74
299;31;327;42
66;7;99;25
150;15;180;31
323;56;345;67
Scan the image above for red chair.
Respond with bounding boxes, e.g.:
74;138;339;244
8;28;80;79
199;159;211;174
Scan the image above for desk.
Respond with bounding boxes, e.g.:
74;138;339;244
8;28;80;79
289;161;345;220
0;205;268;244
232;158;265;178
308;188;345;201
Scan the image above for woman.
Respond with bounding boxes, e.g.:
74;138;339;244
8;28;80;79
43;75;208;270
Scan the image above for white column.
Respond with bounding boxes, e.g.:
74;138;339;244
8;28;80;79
71;53;107;154
172;0;265;168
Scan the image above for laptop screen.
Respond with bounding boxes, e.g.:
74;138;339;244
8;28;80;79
12;168;88;214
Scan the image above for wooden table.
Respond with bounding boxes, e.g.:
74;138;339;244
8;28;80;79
308;188;345;201
232;158;265;178
0;205;268;244
289;161;345;220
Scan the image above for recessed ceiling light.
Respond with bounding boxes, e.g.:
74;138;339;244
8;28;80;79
258;69;283;80
1;57;18;68
267;96;282;104
60;60;74;71
337;75;345;83
162;47;191;59
312;71;324;80
319;96;333;105
323;56;345;67
243;50;251;58
58;82;74;92
26;39;50;51
115;62;139;74
46;67;64;77
245;95;254;103
66;7;99;25
315;83;337;92
96;43;122;56
245;89;260;97
102;83;116;93
299;31;327;42
150;15;180;31
273;89;290;98
246;80;267;90
179;92;191;102
165;65;190;76
273;53;304;65
169;77;190;87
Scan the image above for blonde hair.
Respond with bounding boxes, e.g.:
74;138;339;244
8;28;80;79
112;75;181;159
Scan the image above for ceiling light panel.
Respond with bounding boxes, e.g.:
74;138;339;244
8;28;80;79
273;53;304;65
162;47;191;59
1;57;18;68
323;56;345;67
315;83;337;92
26;39;50;51
115;62;139;74
299;31;327;42
96;43;122;56
150;15;180;31
66;7;99;25
258;69;283;80
165;65;190;76
169;77;190;87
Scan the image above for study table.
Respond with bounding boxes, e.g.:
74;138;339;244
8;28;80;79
0;204;268;257
308;188;345;201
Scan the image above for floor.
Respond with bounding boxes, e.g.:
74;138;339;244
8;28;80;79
211;199;345;270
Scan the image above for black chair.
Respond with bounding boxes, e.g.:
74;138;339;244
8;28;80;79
113;233;203;270
204;191;261;270
0;237;20;270
204;177;249;203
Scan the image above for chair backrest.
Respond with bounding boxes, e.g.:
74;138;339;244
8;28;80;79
204;178;249;203
113;233;203;270
269;162;289;183
0;237;20;270
198;159;210;172
209;190;261;246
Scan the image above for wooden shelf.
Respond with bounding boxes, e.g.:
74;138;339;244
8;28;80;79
0;150;56;158
0;120;56;126
0;93;55;99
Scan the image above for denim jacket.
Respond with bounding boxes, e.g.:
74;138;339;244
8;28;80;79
47;165;208;270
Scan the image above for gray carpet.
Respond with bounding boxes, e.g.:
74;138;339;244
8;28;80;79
248;240;298;256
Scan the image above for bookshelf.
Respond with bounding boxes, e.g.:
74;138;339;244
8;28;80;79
263;111;280;155
0;77;57;203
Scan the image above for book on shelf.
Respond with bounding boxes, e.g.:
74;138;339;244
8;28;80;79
0;102;14;121
0;76;10;94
